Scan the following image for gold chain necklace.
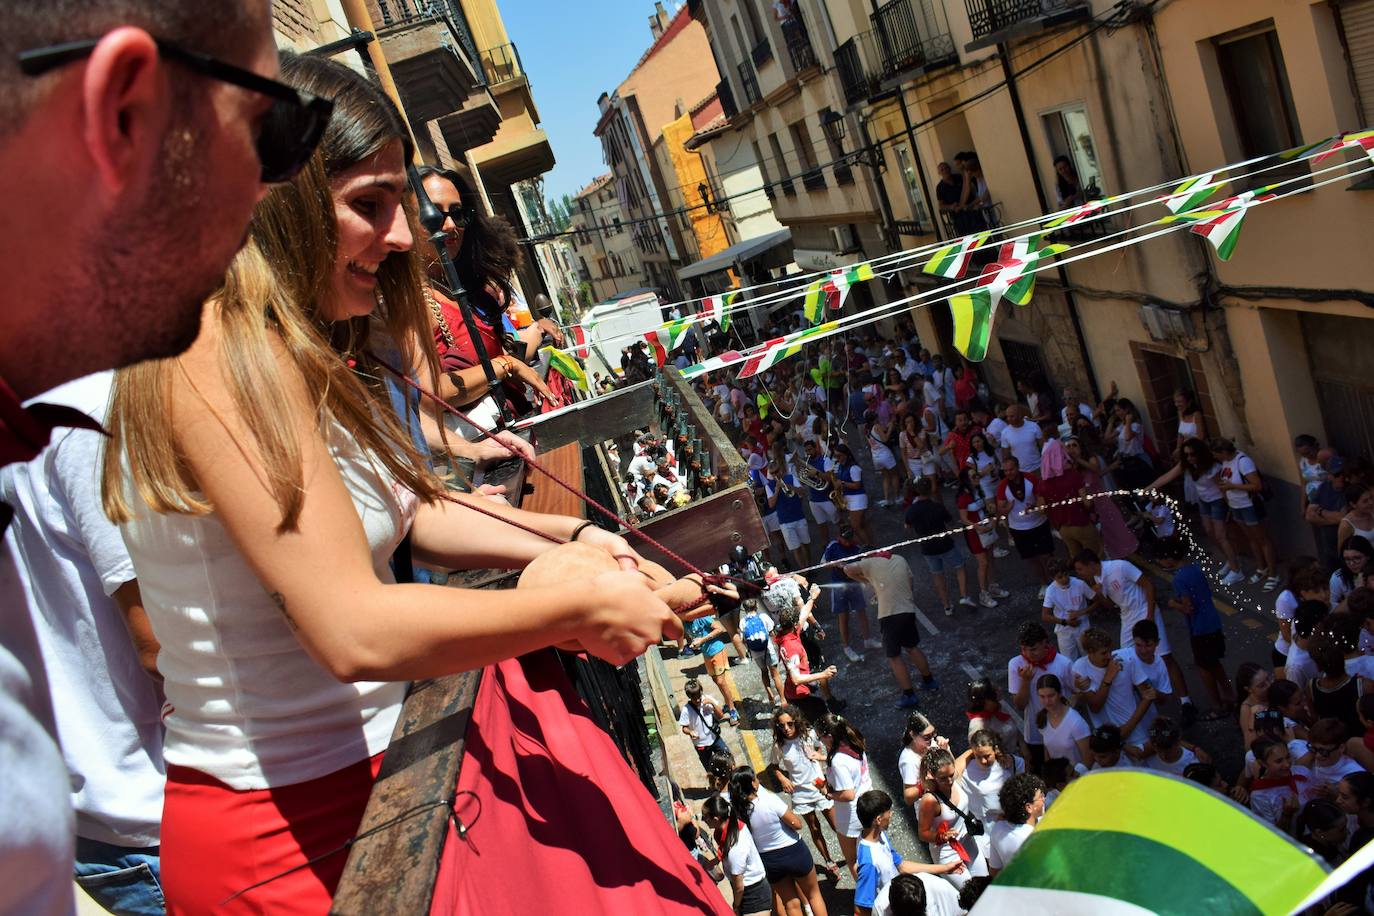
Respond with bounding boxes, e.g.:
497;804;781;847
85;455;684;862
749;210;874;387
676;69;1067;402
425;285;456;350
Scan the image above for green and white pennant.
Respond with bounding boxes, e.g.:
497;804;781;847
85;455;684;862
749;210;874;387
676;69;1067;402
738;321;839;378
803;263;876;325
922;231;992;279
947;236;1066;361
1158;185;1278;261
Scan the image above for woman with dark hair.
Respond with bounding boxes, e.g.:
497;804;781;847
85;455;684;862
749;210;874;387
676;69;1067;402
956;729;1025;823
965;678;1020;751
815;714;872;877
1107;398;1154;491
702;795;772;916
1053;155;1084;208
831;442;873;545
1034;674;1091;767
1065;434;1138;559
1297;799;1350;867
727;767;828;916
1334;535;1374;608
897;711;943;808
1339;483;1374;555
917;747;986;890
416;164;557;430
954;468;1007;611
1149;437;1241;582
766;706;842;880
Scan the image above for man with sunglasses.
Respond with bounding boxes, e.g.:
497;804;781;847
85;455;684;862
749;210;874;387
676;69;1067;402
1;4;311;912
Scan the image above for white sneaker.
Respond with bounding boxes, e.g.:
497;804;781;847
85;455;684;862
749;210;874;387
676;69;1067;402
989;584;1010;599
992;547;1010;558
944;605;955;617
1247;571;1263;585
979;591;999;608
864;638;884;651
1221;569;1245;586
843;646;864;663
959;596;978;609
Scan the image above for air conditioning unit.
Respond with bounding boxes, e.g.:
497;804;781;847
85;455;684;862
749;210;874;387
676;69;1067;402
1139;303;1193;341
830;224;859;254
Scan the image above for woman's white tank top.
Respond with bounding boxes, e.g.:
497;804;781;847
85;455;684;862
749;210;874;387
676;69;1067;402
119;418;416;789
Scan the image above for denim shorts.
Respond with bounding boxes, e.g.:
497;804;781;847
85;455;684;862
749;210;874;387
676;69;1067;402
831;582;866;614
1230;502;1265;526
923;543;965;573
1198;497;1228;521
74;837;165;916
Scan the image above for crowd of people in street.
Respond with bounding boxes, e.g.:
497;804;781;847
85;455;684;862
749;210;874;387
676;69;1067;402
664;311;1374;914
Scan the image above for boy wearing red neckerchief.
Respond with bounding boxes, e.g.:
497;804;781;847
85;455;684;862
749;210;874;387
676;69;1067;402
1008;621;1074;774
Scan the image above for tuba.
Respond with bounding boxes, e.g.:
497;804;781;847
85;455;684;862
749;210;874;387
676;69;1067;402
793;447;826;491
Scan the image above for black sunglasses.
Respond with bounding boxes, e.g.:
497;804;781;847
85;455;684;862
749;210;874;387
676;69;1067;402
441;204;475;230
18;37;333;183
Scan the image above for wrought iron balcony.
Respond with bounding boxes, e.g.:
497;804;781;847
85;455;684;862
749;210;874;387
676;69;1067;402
783;17;818;72
370;0;484;123
834;37;876;105
716;78;739;119
375;0;479;62
736;59;762;105
480;42;525;87
940;202;1004;236
751;37;774;67
964;0;1088;44
801;167;827;192
872;0;956;78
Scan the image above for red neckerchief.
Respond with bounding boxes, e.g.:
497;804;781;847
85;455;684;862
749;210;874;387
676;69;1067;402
1250;772;1306;793
836;744;863;761
967;709;1011;723
0;374;106;534
1021;646;1058;672
714;818;746;849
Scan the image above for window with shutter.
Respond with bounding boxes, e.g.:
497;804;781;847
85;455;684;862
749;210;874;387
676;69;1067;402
1337;0;1374;127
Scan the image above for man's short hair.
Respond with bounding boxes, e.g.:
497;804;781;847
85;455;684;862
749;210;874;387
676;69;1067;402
1081;627;1114;654
1132;618;1160;643
1;0;260;132
1073;549;1102;567
1018;620;1049;648
856;789;892;830
999;773;1046;825
886;873;928;916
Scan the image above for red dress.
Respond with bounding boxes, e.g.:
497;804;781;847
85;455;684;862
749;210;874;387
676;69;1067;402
429;652;731;915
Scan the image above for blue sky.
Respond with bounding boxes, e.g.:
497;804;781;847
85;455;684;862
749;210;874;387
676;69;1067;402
501;0;684;203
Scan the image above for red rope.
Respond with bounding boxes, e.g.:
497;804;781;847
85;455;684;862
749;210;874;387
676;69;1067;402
367;351;712;581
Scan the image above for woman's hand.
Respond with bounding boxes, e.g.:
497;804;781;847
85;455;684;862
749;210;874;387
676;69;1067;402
572;570;681;665
777;774;795;793
576;525;644;572
473;430;536;464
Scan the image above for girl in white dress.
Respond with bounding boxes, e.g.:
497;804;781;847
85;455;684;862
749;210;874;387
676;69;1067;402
767;705;841;880
1036;674;1091;767
817;713;872;879
917;748;986;889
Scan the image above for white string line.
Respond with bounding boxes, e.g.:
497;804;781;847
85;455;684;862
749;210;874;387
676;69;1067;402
786;486;1283;629
565;135;1350;331
680;158;1374;379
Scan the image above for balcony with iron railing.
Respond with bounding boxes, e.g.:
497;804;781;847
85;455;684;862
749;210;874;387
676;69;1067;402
716;79;739;119
782;16;818;73
751;37;774;68
834;32;880;105
736;59;762;106
480;42;525;88
871;0;957;79
801;166;827;193
940;202;1004;236
964;0;1089;47
371;0;484;123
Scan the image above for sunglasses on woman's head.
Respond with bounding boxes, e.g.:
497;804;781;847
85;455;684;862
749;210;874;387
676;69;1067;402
19;37;333;183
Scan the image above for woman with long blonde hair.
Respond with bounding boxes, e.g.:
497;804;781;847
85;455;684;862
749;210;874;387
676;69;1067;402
103;55;682;913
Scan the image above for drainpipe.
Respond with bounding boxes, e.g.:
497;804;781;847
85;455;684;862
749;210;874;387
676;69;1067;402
998;41;1100;401
338;0;421;156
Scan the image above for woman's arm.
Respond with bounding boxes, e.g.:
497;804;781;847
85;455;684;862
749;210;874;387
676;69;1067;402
916;795;940;843
170;333;677;682
1075;736;1092;764
1146;462;1185;490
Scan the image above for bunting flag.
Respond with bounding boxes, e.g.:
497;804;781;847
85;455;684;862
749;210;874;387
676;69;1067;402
700;289;740;331
659;317;695;353
1043;193;1127;228
971;770;1326;915
946;237;1067;361
802;263;877;325
1313;128;1374;164
680;349;746;379
643;330;668;367
738;321;838;379
922;231;992;279
1159;172;1223;214
541;346;587;391
1158;185;1278;261
566;325;590;359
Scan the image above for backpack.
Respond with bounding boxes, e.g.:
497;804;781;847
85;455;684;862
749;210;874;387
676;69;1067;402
742;613;771;653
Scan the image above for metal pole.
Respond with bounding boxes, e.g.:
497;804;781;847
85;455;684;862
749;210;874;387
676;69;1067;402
997;42;1100;402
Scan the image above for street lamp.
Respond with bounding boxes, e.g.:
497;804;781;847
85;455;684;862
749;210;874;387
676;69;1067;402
820;109;845;144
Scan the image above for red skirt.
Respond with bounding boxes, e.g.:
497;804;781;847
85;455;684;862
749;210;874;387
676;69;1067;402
161;752;382;914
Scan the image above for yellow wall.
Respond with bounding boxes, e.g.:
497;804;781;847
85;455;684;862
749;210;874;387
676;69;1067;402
663;114;734;262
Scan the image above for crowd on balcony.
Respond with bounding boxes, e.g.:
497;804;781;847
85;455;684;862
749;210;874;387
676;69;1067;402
680;309;1374;913
2;40;712;915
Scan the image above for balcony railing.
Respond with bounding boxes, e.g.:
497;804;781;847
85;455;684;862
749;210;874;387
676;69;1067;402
835;37;873;105
872;0;956;77
736;59;762;105
965;0;1086;42
480;42;524;87
801;167;826;192
751;37;774;67
940;202;1004;236
716;78;739;119
375;0;480;67
783;17;818;72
